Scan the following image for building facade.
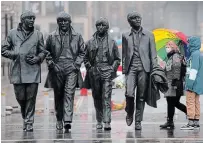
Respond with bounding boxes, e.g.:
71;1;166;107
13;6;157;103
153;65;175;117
22;1;93;41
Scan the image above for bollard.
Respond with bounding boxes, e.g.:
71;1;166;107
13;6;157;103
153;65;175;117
117;65;122;72
80;88;87;96
88;90;93;122
1;92;6;117
80;71;87;96
43;92;49;115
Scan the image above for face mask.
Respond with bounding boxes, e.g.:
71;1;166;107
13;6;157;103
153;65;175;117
166;48;172;53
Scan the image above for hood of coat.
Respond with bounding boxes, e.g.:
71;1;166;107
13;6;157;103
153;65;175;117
188;36;201;53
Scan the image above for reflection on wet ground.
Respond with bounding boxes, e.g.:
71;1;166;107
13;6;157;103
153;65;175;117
1;114;203;143
2;96;203;143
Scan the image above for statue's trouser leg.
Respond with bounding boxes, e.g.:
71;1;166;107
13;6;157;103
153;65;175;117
14;84;26;120
125;69;137;116
102;79;112;123
92;75;103;123
63;71;77;123
14;83;38;124
135;70;148;122
53;76;64;121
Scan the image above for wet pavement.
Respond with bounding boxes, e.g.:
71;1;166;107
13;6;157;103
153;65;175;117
2;94;203;143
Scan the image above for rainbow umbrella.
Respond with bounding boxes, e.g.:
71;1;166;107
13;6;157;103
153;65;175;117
153;28;188;61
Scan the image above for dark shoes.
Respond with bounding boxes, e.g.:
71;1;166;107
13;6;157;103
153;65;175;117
23;121;33;132
126;114;141;130
23;121;26;131
64;123;71;131
194;120;200;128
180;120;195;130
104;123;111;131
26;124;33;132
126;114;133;126
96;122;111;130
96;122;103;129
160;120;174;129
56;121;63;130
135;122;142;130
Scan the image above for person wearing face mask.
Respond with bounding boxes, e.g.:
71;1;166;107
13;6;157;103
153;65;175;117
83;17;121;130
160;41;187;129
44;11;85;131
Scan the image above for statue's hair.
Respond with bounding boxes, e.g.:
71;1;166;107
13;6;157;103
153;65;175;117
95;17;109;29
57;11;71;23
20;10;36;21
127;11;142;22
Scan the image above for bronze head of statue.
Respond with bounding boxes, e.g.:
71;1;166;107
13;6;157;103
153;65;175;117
57;11;72;33
95;17;109;37
20;10;36;31
127;11;142;30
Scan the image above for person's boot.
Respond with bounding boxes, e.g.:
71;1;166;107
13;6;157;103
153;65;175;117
135;122;142;130
104;123;111;131
26;124;33;132
160;118;174;129
180;119;194;130
56;121;63;130
194;119;200;129
126;114;133;126
96;122;103;129
64;122;71;132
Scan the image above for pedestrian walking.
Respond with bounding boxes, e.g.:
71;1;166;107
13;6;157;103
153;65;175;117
181;36;203;130
160;41;187;129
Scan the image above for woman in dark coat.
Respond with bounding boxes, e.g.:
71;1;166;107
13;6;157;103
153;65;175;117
160;41;187;129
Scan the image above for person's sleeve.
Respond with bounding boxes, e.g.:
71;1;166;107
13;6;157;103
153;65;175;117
83;41;91;70
172;54;182;80
149;33;158;69
112;40;121;71
1;31;15;60
122;34;127;74
45;34;54;67
74;34;85;70
37;32;48;63
186;52;200;90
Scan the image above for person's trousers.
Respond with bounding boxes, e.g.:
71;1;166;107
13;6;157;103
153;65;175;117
166;96;187;121
13;83;38;124
186;91;200;120
91;74;112;123
125;68;148;122
53;71;78;123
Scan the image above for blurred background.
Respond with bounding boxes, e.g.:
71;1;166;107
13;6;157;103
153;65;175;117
1;1;203;76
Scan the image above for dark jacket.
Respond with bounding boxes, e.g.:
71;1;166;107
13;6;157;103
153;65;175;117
164;52;184;97
1;23;47;84
122;28;157;74
145;66;169;108
44;28;85;88
83;33;121;89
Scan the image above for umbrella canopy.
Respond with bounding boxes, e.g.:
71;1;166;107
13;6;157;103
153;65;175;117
153;28;188;61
